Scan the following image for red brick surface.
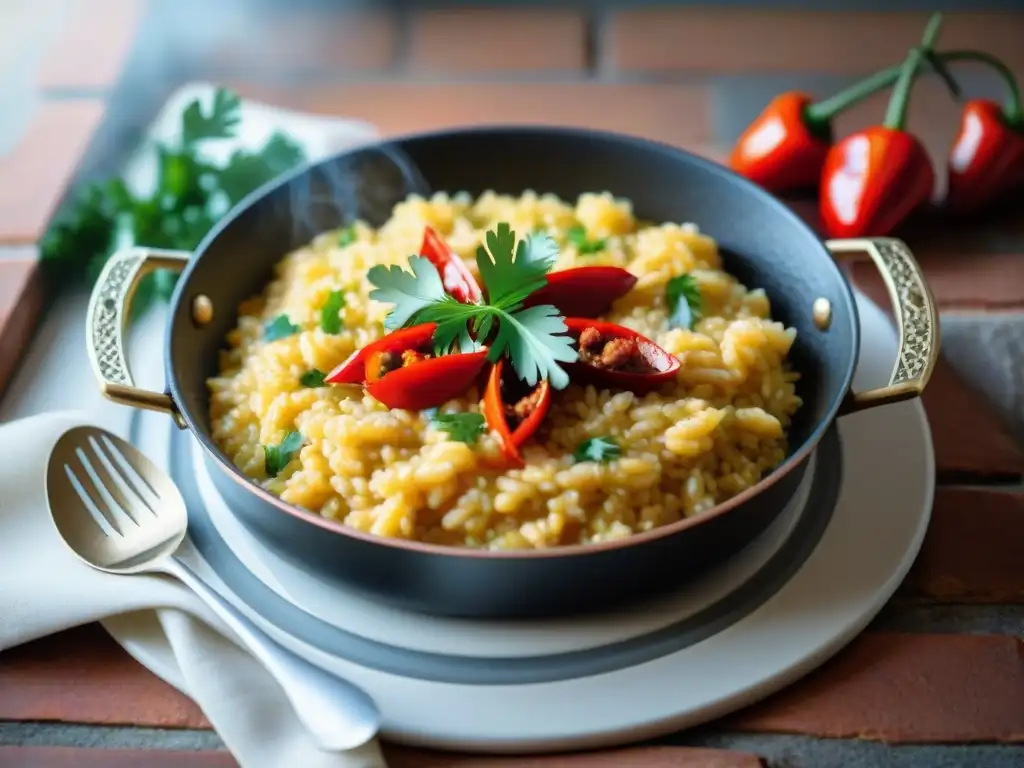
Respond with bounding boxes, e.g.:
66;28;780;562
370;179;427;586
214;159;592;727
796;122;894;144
0;746;766;768
0;625;209;728
727;632;1024;742
0;748;234;768
35;0;144;90
204;8;397;77
408;9;588;74
605;10;1024;76
911;490;1024;603
0;256;44;401
0;99;105;242
6;625;1024;744
234;82;712;146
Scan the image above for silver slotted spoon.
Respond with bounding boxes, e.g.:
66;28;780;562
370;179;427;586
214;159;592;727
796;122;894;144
44;425;380;751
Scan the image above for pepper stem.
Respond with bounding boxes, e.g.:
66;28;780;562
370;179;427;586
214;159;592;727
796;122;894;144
804;64;907;128
942;50;1024;126
883;12;944;131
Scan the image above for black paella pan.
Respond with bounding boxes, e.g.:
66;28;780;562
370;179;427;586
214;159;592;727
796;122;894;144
86;126;939;618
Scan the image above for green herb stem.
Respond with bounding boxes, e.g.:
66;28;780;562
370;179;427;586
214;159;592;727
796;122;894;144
884;12;944;131
941;50;1024;126
804;64;908;127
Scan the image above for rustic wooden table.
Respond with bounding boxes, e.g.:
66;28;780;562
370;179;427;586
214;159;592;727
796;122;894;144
1;2;1023;766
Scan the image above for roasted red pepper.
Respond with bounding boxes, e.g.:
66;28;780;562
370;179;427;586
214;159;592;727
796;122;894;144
419;226;484;304
819;15;946;238
523;266;637;318
324;323;437;384
946;97;1024;214
482;359;552;468
563;318;680;394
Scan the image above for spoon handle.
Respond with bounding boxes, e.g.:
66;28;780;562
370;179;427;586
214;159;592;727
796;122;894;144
161;556;380;751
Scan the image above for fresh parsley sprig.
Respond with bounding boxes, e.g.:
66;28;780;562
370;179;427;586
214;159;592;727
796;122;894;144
264;431;304;476
367;223;578;389
666;274;702;330
574;436;621;463
431;412;486;445
41;87;306;321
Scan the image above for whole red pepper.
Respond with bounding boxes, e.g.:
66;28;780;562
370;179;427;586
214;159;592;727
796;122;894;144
563;318;680;394
730;64;910;195
946;97;1024;214
418;226;636;318
819;15;945;238
482;359;551;468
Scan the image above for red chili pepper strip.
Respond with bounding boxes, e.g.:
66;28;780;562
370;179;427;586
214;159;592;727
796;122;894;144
366;349;489;411
947;99;1024;215
419;226;483;304
819;15;944;238
483;361;525;468
563;318;680;394
481;358;552;466
324;323;437;384
522;266;637;318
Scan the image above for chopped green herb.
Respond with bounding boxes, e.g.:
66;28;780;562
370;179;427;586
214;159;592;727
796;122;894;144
40;87;306;322
573;436;621;463
337;226;357;247
264;431;304;476
319;290;345;334
567;225;607;255
431;412;486;445
299;369;327;388
367;223;578;389
666;274;702;330
264;314;301;341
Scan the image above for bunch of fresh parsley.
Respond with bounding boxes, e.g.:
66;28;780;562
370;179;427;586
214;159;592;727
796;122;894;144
41;88;306;320
368;222;579;390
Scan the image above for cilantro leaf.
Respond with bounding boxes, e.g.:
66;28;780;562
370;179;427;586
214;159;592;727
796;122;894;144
368;255;447;331
337;226;357;247
567;225;606;255
573;436;621;463
490;304;577;389
182;89;241;145
264;431;304;476
300;369;327;387
320;290;345;334
475;223;558;310
416;297;487;355
265;314;301;341
431;412;486;445
666;274;702;330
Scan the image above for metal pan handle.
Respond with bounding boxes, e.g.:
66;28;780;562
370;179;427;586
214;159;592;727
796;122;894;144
826;237;940;415
86;247;190;428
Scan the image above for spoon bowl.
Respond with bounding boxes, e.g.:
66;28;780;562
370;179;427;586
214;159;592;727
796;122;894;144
45;425;380;752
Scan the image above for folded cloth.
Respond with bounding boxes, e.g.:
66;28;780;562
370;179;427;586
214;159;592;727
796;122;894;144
0;410;389;768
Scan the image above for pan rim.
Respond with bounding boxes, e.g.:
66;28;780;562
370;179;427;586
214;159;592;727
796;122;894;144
166;123;860;561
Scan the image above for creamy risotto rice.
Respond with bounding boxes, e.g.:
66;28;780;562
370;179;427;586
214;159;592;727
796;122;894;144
208;192;802;549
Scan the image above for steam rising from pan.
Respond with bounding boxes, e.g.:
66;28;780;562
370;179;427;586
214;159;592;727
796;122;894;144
279;141;432;247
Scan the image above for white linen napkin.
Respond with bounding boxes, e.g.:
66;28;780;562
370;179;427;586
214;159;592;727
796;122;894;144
0;409;389;768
